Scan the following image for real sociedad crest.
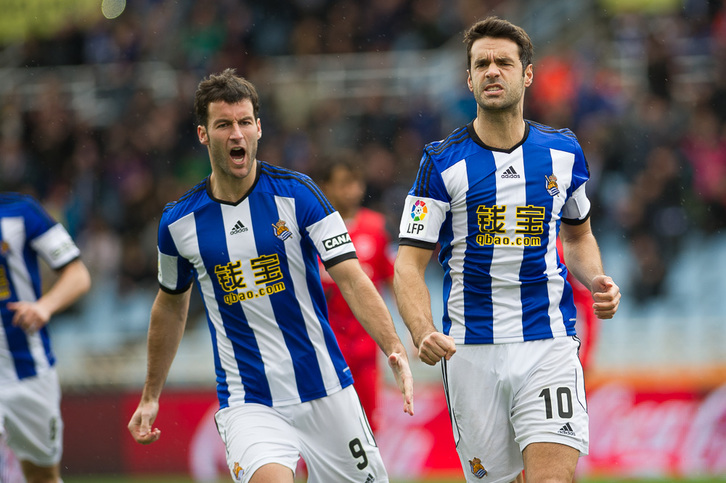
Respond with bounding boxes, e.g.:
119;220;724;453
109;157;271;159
271;220;292;241
233;462;244;480
469;457;487;479
545;174;560;196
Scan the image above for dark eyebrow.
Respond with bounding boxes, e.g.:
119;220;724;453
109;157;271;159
474;54;516;67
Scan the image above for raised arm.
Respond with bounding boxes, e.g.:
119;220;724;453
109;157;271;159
128;287;192;444
393;245;456;365
326;258;414;416
8;258;91;332
559;219;621;319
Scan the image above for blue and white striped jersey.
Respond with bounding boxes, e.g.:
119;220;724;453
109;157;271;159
0;193;81;384
158;162;356;409
399;121;591;344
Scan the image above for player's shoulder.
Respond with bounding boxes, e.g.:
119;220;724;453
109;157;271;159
423;124;473;161
0;192;38;208
161;179;209;219
0;192;50;221
259;161;316;193
259;161;334;213
526;120;579;149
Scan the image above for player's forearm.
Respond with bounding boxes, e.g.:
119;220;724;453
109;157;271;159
562;233;605;292
141;292;189;402
393;263;436;349
343;277;405;356
37;259;91;317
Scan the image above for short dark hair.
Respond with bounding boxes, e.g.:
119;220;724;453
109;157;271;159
463;17;534;73
194;68;260;127
314;151;363;185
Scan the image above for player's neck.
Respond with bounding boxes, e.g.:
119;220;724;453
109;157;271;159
473;111;526;151
209;171;255;203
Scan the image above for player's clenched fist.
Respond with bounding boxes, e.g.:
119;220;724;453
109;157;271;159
417;331;456;366
590;275;621;320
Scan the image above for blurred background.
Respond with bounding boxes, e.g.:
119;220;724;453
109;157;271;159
1;0;725;480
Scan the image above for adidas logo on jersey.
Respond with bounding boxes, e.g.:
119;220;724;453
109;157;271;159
501;166;520;178
558;423;576;436
229;220;248;235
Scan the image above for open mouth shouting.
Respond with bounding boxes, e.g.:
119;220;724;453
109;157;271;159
230;146;246;163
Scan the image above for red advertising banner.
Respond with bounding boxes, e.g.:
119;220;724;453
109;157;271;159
582;383;726;478
60;380;726;479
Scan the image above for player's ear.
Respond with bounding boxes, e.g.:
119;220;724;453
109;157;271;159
467;69;473;92
257;118;262;139
524;64;533;87
198;125;209;145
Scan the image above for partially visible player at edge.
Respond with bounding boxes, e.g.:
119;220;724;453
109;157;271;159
393;17;620;483
316;155;395;433
127;69;413;483
1;192;92;483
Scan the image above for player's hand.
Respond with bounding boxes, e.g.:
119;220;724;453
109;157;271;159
388;352;414;416
7;301;50;332
417;331;456;366
591;275;620;319
128;400;162;444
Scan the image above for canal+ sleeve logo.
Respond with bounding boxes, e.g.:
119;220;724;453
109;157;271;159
323;232;352;251
406;199;428;236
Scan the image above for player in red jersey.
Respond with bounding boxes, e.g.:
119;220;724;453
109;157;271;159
317;155;394;433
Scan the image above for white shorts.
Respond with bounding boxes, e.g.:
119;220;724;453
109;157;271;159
0;369;63;466
442;336;588;483
215;385;388;483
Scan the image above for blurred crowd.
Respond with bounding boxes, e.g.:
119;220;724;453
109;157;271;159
0;0;724;345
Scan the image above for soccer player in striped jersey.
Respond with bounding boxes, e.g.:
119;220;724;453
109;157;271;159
0;192;91;483
393;17;620;483
127;69;414;483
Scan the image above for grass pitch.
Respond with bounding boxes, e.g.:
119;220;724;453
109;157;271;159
61;476;726;483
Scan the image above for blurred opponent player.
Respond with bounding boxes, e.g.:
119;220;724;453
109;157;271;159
0;192;91;483
316;155;394;433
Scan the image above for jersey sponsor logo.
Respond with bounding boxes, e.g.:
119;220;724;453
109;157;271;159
271;220;292;240
558;422;576;436
223;282;286;305
215;254;286;305
475;204;545;247
0;266;10;300
476;233;542;247
229;220;248;235
323;232;352;251
410;199;428;221
546;174;560;196
468;457;487;478
501;166;520;178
